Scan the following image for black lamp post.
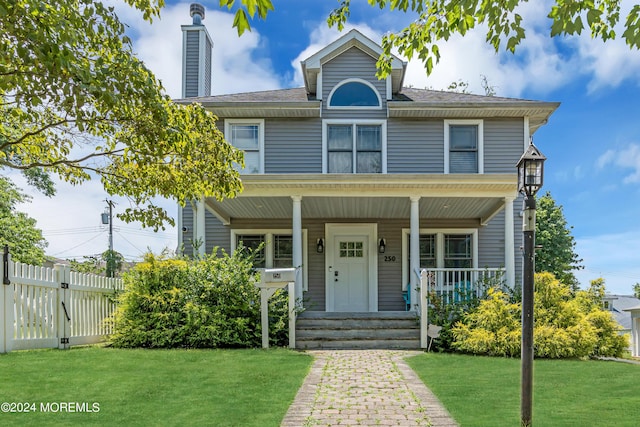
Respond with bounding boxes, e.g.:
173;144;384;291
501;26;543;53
516;140;546;427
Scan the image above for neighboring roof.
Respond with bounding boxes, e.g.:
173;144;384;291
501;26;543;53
606;295;640;330
300;29;406;95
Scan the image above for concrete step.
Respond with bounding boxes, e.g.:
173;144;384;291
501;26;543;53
296;339;422;350
295;311;421;350
297;328;420;340
296;318;419;329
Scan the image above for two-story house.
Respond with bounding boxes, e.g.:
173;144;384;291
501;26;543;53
177;5;559;348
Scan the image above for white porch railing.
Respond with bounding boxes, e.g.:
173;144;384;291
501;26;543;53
417;267;505;348
1;257;123;353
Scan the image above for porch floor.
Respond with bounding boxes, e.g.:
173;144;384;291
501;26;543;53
296;311;421;350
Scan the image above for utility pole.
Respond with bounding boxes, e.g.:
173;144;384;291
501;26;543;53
103;200;115;278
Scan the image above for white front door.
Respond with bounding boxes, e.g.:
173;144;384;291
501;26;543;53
326;224;378;312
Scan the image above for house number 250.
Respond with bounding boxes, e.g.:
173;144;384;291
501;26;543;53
384;256;396;262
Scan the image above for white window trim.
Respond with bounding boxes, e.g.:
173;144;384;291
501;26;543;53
401;228;479;291
322;119;387;174
327;78;382;110
231;229;309;291
444;119;484;174
224;119;265;174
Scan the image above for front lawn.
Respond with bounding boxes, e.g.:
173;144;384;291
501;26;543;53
0;347;312;426
407;353;640;427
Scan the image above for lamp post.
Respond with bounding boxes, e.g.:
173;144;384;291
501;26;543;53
516;140;546;427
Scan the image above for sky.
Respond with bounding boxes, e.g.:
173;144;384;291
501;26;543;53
11;0;640;295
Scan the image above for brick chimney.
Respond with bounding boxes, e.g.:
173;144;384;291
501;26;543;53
181;3;213;98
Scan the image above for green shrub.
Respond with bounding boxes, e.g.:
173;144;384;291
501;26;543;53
427;270;507;352
109;249;291;349
452;272;628;358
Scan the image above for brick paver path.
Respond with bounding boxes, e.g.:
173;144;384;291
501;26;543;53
281;350;458;427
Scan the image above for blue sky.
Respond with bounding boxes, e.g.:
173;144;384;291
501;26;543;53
13;0;640;294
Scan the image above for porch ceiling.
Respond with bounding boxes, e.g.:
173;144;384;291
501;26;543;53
205;174;518;225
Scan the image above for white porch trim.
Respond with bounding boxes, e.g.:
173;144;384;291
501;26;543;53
409;197;420;312
504;197;516;289
292;196;303;302
195;198;206;257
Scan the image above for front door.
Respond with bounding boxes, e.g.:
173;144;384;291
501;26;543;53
326;224;377;312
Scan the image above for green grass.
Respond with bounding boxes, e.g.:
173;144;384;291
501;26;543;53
0;346;312;426
407;353;640;427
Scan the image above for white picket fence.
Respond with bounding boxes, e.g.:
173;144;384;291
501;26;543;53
1;255;123;353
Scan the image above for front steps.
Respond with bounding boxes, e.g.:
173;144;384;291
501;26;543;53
295;311;421;350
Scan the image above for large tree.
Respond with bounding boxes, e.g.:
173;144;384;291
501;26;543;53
228;1;640;77
0;177;47;265
1;0;243;230
535;191;583;291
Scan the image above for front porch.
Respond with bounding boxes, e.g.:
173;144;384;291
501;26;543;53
291;266;505;350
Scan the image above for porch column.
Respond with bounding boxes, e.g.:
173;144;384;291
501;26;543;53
410;196;420;312
504;197;516;289
291;196;303;302
195;198;206;257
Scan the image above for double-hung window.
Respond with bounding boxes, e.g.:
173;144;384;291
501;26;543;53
445;120;483;174
232;230;308;290
225;119;264;174
402;229;477;289
324;121;386;173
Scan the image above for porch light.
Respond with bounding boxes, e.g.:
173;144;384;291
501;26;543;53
316;238;324;254
517;139;546;427
378;238;386;254
516;140;546;198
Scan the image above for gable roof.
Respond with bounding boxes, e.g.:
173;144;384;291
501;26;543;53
300;29;406;95
177;86;558;133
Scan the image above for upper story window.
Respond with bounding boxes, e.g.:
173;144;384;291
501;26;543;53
224;119;264;174
323;120;387;174
328;79;381;109
444;120;484;174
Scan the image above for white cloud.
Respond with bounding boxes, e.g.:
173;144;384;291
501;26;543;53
115;1;281;97
289;22;382;88
597;143;640;184
575;230;640;295
8;170;177;261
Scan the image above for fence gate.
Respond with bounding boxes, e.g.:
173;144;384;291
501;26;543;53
1;251;123;353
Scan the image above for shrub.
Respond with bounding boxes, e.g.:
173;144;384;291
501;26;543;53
427;270;507;352
451;272;628;358
109;249;291;349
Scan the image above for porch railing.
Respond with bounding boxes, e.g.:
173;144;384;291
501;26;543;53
417;267;505;348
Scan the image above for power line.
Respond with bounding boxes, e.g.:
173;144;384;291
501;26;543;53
50;232;106;257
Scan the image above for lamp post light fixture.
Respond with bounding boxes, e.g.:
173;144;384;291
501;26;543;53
516;140;546;427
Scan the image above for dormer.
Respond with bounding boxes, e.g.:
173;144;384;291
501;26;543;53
300;30;406;100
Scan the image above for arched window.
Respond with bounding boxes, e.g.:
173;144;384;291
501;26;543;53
328;79;381;108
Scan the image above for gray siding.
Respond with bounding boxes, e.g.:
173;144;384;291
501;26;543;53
484;119;524;173
321;47;387;120
179;205;231;255
184;210;522;310
204;36;212;97
265;119;322;173
478;211;506;268
387;119;444;173
184;31;200;98
477;200;524;288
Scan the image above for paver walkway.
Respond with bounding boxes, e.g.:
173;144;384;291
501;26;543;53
281;350;458;427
